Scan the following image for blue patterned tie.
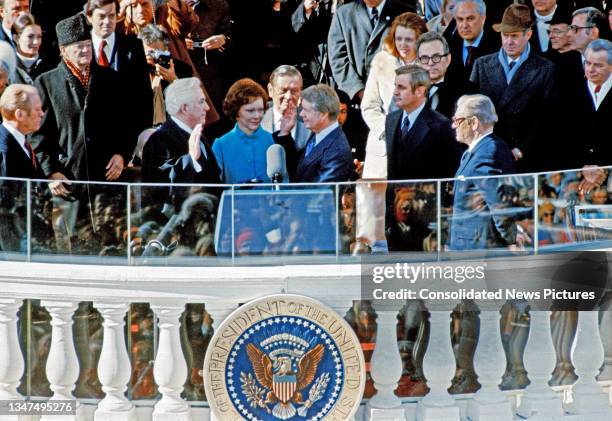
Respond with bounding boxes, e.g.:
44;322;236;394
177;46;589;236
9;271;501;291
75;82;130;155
370;7;379;29
305;134;316;157
400;115;410;139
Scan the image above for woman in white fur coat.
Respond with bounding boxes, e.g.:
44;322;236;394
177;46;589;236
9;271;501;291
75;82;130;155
361;12;427;179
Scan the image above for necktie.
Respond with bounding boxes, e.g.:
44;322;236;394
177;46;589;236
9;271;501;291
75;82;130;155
594;85;602;94
98;39;109;67
305;134;316;156
400;115;410;139
370;8;379;29
465;46;476;71
508;61;516;70
25;142;37;169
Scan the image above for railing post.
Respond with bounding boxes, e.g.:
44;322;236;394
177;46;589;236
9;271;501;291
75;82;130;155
416;308;460;421
40;300;82;421
151;302;191;421
517;310;564;419
468;308;513;421
366;303;405;420
94;302;136;421
564;311;612;417
0;298;25;403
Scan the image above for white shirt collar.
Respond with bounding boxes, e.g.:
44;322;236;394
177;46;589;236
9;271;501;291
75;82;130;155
402;101;426;129
468;130;493;152
367;0;386;19
588;74;612;110
171;115;194;134
91;32;115;61
315;121;340;145
2;121;29;155
534;6;556;21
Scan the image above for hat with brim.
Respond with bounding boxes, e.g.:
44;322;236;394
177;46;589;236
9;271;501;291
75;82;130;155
56;13;90;47
493;4;533;33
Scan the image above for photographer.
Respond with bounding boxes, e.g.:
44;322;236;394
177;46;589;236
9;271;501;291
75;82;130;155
138;23;192;125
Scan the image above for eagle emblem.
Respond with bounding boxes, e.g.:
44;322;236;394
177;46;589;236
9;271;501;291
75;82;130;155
241;338;329;419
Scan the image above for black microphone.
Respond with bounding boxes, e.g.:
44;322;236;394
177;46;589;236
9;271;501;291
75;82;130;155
266;144;288;184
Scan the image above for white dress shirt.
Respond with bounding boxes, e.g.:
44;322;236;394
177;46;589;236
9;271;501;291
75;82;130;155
2;121;31;158
91;32;116;67
401;101;426;133
273;107;297;139
588;75;612;110
534;6;556;52
314;121;340;146
367;0;386;23
468;130;493;152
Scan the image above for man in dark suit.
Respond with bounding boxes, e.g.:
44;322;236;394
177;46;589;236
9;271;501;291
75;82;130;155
327;0;415;102
275;84;353;183
0;84;45;251
85;0;152;137
262;65;311;152
386;64;459;182
0;0;28;47
30;13;131;192
416;31;475;119
446;0;501;89
528;0;565;54
142;77;220;185
448;94;518;250
470;3;557;173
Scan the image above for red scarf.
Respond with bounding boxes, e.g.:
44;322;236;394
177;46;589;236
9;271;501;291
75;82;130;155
64;58;91;88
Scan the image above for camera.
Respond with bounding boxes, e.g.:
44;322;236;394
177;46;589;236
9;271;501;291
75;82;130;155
149;49;172;69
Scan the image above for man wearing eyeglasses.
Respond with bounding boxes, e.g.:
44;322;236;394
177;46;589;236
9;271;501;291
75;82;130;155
470;3;557;173
569;7;611;55
416;31;475;118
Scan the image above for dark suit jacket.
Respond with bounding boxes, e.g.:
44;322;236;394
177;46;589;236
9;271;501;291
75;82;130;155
275;125;354;182
108;32;153;135
385;106;460;181
141;118;221;184
449;134;517;250
429;76;477;119
31;61;131;182
470;50;557;172
446;27;501;89
327;0;415;99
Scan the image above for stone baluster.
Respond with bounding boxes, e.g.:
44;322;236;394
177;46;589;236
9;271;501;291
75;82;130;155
0;299;25;402
151;302;191;421
565;311;612;417
416;309;460;421
40;300;81;421
94;302;136;421
468;309;513;421
366;303;405;420
517;310;563;419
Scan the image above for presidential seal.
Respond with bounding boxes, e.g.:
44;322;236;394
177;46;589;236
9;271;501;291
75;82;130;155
204;295;366;421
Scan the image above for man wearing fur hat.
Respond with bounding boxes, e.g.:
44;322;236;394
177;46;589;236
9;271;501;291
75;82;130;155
470;3;557;173
30;13;131;194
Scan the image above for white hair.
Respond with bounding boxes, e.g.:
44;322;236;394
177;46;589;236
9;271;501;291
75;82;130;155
456;94;498;126
164;77;203;117
0;40;16;82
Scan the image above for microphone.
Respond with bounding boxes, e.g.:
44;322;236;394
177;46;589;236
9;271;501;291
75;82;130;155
142;214;180;257
266;144;288;184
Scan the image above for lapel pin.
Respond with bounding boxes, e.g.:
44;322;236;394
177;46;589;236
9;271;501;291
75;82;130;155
385;16;390;21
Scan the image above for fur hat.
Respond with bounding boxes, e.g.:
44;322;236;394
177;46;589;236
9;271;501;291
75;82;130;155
493;4;533;33
56;13;90;47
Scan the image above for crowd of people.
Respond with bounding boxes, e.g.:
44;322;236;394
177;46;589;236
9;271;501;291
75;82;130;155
0;0;610;257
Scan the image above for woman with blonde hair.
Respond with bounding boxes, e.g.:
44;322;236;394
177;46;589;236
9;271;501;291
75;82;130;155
361;12;427;179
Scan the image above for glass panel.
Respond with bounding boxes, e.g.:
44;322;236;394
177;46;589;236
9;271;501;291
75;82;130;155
73;302;103;399
226;183;339;264
538;168;612;250
180;304;213;401
128;303;157;400
130;183;229;265
0;177;28;261
30;180;128;264
442;174;535;254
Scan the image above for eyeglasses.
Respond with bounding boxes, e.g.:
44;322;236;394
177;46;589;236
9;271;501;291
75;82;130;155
451;116;472;126
417;53;449;64
568;25;594;33
542;212;554;217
